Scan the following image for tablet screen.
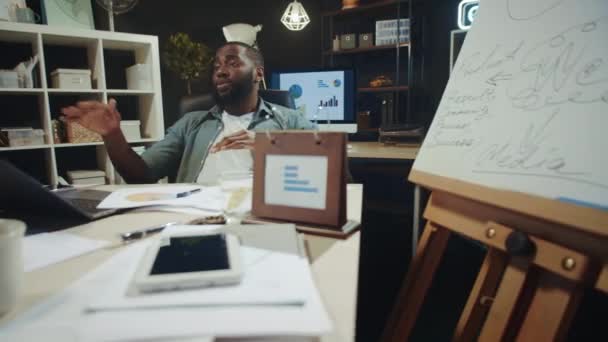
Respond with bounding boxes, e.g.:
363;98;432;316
149;234;230;275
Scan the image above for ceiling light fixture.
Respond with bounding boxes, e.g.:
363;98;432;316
281;0;310;31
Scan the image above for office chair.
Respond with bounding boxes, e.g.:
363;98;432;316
179;89;296;116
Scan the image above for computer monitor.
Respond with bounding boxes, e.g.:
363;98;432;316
270;69;357;133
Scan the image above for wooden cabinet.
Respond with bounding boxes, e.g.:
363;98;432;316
0;22;164;185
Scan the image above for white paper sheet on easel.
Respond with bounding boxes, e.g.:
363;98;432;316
412;0;608;209
264;155;328;210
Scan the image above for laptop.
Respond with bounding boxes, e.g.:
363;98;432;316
0;160;119;231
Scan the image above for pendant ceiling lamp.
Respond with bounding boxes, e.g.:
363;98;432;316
281;1;310;31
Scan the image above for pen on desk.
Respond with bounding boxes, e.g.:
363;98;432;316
176;188;202;198
120;222;178;243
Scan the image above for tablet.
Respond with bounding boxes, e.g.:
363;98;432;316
134;232;242;292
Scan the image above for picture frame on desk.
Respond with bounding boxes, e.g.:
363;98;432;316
251;131;351;232
41;0;94;29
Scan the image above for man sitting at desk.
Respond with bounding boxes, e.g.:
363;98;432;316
61;42;314;184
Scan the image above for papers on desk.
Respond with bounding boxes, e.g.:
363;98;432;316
97;185;229;210
87;225;310;311
97;181;253;216
1;225;332;341
132;205;222;217
24;232;109;272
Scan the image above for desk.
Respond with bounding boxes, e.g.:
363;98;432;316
347;142;419;160
0;185;363;342
347;142;421;255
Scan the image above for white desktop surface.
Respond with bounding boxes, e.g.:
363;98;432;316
0;184;363;342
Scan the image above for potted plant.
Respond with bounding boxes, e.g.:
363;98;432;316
163;32;213;95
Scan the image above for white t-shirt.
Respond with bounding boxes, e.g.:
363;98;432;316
196;111;254;184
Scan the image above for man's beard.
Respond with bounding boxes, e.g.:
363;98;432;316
212;73;255;107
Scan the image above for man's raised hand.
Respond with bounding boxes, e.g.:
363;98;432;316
61;98;122;137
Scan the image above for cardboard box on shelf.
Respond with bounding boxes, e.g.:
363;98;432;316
65;122;101;143
375;19;410;46
0;127;45;147
340;33;356;49
120;120;142;141
126;64;151;90
50;69;92;89
359;33;373;48
0;70;19;88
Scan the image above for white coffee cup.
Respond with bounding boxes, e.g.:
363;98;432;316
0;219;26;316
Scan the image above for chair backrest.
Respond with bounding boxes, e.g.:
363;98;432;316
258;89;296;110
178;89;296;116
179;93;215;116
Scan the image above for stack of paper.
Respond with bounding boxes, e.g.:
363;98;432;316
24;232;109;272
103;181;255;217
0;225;332;341
87;226;309;311
97;185;229;211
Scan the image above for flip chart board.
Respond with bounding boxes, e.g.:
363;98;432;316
413;0;608;210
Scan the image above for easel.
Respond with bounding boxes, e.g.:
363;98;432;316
383;170;608;341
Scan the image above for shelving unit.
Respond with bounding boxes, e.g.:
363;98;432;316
321;0;405;16
0;22;164;186
358;86;409;93
322;0;416;129
0;88;45;94
322;42;409;55
47;89;104;94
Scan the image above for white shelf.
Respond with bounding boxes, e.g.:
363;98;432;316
0;22;165;185
0;22;157;44
0;144;51;151
106;89;155;95
0;88;45;94
53;138;159;148
47;89;104;94
54;142;104;148
128;138;159;143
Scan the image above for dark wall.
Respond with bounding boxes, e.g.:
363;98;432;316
107;0;461;129
111;0;323;126
416;0;462;127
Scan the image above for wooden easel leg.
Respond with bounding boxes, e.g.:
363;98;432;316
382;223;451;342
516;271;583;342
478;258;537;342
453;248;508;342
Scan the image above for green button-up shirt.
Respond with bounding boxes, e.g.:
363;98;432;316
141;99;316;183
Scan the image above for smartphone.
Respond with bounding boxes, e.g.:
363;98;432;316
134;232;242;293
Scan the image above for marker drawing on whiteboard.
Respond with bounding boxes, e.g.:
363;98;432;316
424;88;495;149
471;109;608;188
456;41;524;78
508;16;608;111
507;0;568;22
